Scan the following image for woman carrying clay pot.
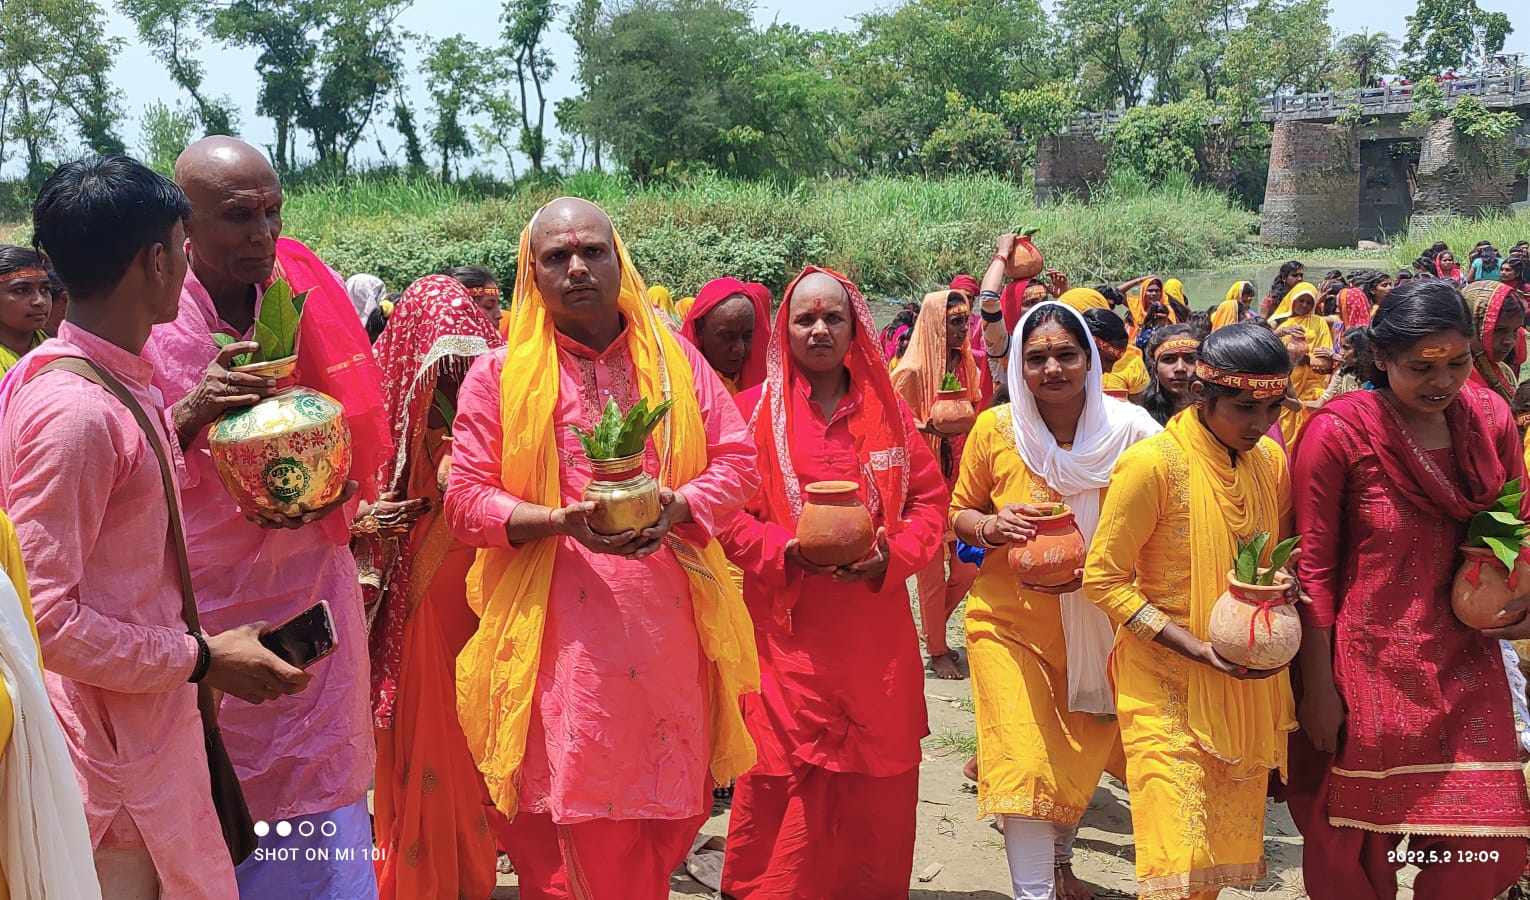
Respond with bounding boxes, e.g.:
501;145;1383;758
1287;279;1530;900
1083;323;1298;899
892;288;993;679
716;267;947;899
950;302;1159;900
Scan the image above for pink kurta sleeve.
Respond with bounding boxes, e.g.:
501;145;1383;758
445;349;520;550
1292;413;1349;629
7;382;198;691
672;340;759;543
883;400;949;587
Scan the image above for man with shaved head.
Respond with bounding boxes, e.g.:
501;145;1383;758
444;198;761;898
141;137;393;898
716;266;945;898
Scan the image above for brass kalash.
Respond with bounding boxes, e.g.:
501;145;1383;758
206;279;353;516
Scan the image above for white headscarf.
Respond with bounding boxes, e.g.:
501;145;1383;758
346;273;386;324
0;565;101;899
1007;301;1161;715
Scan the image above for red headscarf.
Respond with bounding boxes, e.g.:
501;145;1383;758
1435;255;1466;285
680;276;770;391
752;266;912;532
949;274;980;296
364;274;504;727
1338;286;1372;329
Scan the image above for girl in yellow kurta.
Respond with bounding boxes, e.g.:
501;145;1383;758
1269;281;1333;447
1084;322;1298;899
953;302;1159;900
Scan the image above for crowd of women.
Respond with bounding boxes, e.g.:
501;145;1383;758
5;189;1530;900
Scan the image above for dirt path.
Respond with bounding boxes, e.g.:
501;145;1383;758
493;598;1428;899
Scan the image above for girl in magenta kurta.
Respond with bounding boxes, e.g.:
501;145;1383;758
1290;278;1530;900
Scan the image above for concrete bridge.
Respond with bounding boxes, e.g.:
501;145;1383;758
1035;73;1530;248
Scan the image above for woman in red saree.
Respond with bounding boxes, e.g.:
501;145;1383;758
364;275;505;900
1290;278;1530;900
718;266;946;899
1464;280;1526;414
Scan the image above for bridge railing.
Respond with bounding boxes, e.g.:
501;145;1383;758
1064;72;1530;134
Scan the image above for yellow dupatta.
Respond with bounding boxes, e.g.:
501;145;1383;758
456;221;760;818
1164;409;1295;780
1104;346;1150;396
1059;287;1109;313
1211;282;1250;331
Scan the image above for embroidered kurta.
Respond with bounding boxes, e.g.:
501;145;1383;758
1084;429;1293;899
142;266;373;824
446;327;757;822
952;406;1125;824
1293;401;1530;836
718;375;942;778
0;322;236;898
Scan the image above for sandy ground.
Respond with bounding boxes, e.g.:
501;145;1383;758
491;596;1432;899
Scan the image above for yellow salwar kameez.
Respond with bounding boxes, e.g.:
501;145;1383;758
0;332;47;377
953;407;1123;824
1084;410;1296;899
1104;347;1150;397
1269;283;1332;447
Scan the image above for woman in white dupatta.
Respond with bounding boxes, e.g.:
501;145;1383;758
0;510;99;900
951;301;1159;900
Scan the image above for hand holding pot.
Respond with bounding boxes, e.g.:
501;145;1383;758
173;342;277;445
626;489;690;559
551;499;647;557
1030;568;1083;596
245;479;358;530
785;539;839;578
1478;593;1530;639
833;527;891;584
1198;641;1287;680
991;504;1046;544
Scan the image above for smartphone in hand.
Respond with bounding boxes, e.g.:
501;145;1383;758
259;600;338;669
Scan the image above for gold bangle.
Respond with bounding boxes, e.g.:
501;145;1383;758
351;513;381;536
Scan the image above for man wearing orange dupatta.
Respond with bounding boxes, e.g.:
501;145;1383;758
365;276;503;900
892;289;991;679
444;198;760;900
679;276;770;394
717;268;946;898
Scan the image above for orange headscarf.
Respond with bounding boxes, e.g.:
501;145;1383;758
679;276;770;392
891;290;989;455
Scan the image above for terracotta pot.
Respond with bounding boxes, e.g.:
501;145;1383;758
1006;506;1086;591
1007;233;1044;280
209;356;353;517
795;481;875;567
930;388;976;435
1452;546;1530;629
1208;569;1301;670
583;452;661;535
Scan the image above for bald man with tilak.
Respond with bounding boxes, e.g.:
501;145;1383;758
444;197;762;900
141;136;391;899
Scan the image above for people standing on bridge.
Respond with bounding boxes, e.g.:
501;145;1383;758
1262;261;1304;319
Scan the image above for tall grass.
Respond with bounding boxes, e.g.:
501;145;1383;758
282;170;1257;299
1390;210;1530;270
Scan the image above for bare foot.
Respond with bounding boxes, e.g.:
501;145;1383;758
929;651;966;680
1055;863;1094;900
963;755;978;782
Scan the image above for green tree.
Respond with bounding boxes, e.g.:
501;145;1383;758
117;0;239;135
1056;0;1166;109
1221;0;1332;98
0;0;125;183
139;100;198;174
1401;0;1512;78
423;36;488;181
565;0;603;169
922;91;1016;174
1333;29;1399;87
389;89;428;174
1108;98;1214;181
502;0;557;174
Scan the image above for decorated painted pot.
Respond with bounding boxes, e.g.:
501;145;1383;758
930;388;977;435
795;480;875;567
1208;569;1301;670
209;356;353;517
583;451;661;535
1452;546;1530;630
1007;506;1087;591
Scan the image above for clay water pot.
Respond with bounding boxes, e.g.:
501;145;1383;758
1208;569;1302;670
209;356;353;517
583;452;661;535
1452;546;1530;630
1007;233;1044;280
1006;506;1087;591
930;388;977;435
795;481;875;567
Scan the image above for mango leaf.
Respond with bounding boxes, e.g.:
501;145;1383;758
940;372;961;391
1260;536;1301;586
569;423;598;457
1484;534;1521;573
1234;535;1263;584
252;322;282;364
255;279;300;360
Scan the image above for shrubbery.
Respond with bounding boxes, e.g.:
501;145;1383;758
278;171;1257;299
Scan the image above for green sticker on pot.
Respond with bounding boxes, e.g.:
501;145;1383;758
263;456;311;504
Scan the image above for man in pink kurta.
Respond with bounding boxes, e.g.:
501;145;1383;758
445;198;760;899
1;155;306;898
141;137;389;898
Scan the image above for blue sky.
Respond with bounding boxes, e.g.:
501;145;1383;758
74;0;1530;174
